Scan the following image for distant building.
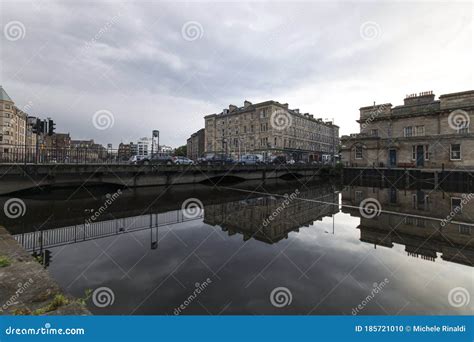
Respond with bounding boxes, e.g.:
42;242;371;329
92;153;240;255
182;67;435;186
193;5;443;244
204;100;339;161
159;145;173;154
118;142;134;160
0;86;28;153
187;128;205;160
132;137;152;157
340;90;474;169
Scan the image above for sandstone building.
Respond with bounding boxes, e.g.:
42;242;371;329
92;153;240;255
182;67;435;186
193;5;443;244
0;86;28;153
341;90;474;169
186;128;205;160
204;100;339;162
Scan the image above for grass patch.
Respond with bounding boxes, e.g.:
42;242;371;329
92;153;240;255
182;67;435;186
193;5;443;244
0;256;11;267
33;294;70;315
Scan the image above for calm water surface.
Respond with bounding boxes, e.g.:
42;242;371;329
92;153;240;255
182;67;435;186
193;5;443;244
1;179;472;315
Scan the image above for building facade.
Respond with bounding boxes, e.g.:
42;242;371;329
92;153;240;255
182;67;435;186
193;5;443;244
341;90;474;169
204;100;339;161
0;86;28;153
186;128;205;160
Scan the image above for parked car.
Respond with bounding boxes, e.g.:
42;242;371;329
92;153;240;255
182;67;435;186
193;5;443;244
173;156;194;165
271;155;287;165
129;155;146;165
239;154;263;165
199;154;235;166
138;155;174;165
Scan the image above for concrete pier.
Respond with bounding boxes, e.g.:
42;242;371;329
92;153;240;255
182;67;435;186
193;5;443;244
0;226;90;315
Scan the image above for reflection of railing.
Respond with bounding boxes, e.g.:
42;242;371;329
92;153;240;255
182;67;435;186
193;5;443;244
13;209;203;251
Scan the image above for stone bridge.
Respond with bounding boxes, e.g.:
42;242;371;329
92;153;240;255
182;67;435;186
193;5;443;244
0;164;329;195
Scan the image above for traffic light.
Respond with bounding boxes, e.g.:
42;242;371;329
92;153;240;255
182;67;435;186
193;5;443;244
43;250;52;268
39;120;46;134
31;118;41;134
48;119;55;136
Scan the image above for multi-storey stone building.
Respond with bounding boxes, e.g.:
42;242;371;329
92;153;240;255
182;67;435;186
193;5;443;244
0;86;28;153
341;90;474;169
186;128;205;160
204;100;339;162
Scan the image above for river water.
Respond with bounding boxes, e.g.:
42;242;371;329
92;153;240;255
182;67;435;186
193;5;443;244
1;178;472;315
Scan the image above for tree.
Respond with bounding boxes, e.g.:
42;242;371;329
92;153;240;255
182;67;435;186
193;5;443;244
174;145;187;156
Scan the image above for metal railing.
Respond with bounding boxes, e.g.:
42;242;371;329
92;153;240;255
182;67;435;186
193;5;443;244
0;144;127;164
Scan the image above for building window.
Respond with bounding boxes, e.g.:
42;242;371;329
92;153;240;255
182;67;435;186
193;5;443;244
459;225;471;235
354;145;363;159
416;125;425;136
355;191;363;201
370;129;378;136
450;144;461;160
451;198;462;213
404;126;413;137
424;145;429;160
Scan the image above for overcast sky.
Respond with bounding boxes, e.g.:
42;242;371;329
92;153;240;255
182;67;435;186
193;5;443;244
1;0;472;147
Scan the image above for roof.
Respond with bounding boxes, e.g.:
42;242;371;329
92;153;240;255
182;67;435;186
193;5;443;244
0;86;13;102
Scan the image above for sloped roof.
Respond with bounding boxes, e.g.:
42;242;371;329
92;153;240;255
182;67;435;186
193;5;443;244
0;86;13;102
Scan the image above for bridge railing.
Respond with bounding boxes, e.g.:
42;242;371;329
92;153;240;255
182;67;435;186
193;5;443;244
0;144;128;164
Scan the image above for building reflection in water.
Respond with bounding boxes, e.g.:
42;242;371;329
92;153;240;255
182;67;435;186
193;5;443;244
342;185;474;267
203;186;339;244
8;180;473;269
